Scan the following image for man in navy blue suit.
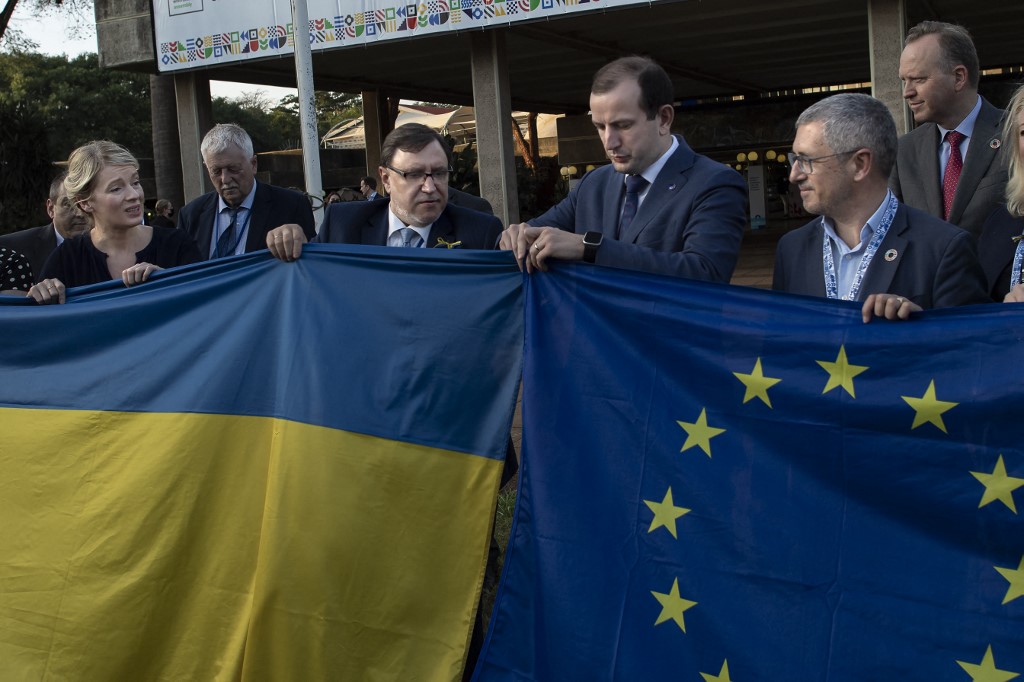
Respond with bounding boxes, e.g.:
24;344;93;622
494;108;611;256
500;56;747;282
177;123;315;260
267;123;502;259
773;93;988;321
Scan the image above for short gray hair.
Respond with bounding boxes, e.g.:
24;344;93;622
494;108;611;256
795;93;897;178
201;123;254;159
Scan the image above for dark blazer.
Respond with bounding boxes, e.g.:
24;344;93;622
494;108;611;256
177;181;315;260
891;96;1007;237
977;205;1024;301
772;201;989;309
314;199;503;250
527;135;747;282
447;187;494;215
0;224;57;282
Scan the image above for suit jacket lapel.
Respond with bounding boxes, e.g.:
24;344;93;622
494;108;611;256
196;195;218;260
245;182;269;252
860;205;908;299
601;171;624;238
427;208;456;248
917;125;944;218
621;138;692;244
363;203;390;245
950;98;1003;224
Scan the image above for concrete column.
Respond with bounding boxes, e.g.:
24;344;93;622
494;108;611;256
471;29;519;225
362;90;387;180
174;72;214;202
868;0;910;134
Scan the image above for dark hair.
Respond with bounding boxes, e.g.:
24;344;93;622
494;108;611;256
48;171;69;201
361;176;377;190
591;56;674;120
380;123;452;168
905;21;980;89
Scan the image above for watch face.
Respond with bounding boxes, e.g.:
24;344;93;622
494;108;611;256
584;231;602;246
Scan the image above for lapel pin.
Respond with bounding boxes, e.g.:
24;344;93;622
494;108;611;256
884;248;898;262
667;184;676;191
990;138;1001;150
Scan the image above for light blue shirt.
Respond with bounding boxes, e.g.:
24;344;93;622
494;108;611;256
937;95;982;179
821;190;894;300
386;207;430;247
212;183;257;257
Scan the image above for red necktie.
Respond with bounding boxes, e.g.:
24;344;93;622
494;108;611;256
942;130;965;221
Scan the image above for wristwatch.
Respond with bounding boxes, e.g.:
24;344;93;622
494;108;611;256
582;231;603;263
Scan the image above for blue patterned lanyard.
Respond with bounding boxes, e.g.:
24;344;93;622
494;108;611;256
1011;236;1024;292
822;193;899;301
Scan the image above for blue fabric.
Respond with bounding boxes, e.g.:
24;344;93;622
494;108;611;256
0;245;524;460
476;262;1023;680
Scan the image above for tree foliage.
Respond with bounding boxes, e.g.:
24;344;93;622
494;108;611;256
0;50;151;230
276;91;361;139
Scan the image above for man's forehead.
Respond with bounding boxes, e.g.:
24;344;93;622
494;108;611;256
204;146;251;164
393;141;447;166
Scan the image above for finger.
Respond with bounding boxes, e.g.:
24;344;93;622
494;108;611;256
291;231;305;261
861;294;879;323
56;282;65;304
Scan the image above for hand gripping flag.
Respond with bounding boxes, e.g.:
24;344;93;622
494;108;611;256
0;245;522;681
477;263;1023;681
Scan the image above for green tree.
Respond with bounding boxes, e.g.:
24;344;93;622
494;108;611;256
276;91;361;139
0;50;151;230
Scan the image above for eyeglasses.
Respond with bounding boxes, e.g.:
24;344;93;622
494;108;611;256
385;165;452;184
787;150;860;174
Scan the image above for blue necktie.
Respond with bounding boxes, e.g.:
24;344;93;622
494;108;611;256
396;227;423;248
216;208;239;258
617;174;649;239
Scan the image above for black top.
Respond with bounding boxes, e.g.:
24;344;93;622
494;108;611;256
150;215;176;229
977;205;1024;302
1;246;33;292
40;226;202;288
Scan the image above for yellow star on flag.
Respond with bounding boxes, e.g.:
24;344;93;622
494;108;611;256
643;488;690;539
971;455;1024;513
701;659;733;682
677;408;726;457
901;379;958;433
651;577;697;633
956;645;1020;682
733;357;782;407
816;345;868;397
994;554;1024;605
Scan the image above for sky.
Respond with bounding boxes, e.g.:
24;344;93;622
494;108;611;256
6;3;296;103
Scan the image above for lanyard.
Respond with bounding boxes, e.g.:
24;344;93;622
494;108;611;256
1011;235;1024;292
822;193;899;301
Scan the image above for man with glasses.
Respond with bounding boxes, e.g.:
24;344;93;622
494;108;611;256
178;123;315;260
0;172;89;281
267;123;502;259
500;56;747;281
773;93;988;321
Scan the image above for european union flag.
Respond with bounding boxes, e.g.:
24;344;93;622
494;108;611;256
0;246;522;681
477;263;1024;680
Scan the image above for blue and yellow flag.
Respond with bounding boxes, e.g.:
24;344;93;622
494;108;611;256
477;264;1024;680
0;246;522;681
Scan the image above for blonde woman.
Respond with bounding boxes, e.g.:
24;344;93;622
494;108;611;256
978;85;1024;302
30;141;200;304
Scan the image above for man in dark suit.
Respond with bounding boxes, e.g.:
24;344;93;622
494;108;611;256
447;186;493;215
500;56;747;281
774;93;988;322
0;173;89;281
267;123;502;258
177;123;315;260
891;21;1006;237
359;176;381;201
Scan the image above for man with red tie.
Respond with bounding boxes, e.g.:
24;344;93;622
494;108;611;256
891;21;1007;237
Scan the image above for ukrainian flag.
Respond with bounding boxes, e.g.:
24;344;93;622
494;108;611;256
0;245;522;681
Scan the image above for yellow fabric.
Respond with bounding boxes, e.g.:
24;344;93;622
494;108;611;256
0;408;502;681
